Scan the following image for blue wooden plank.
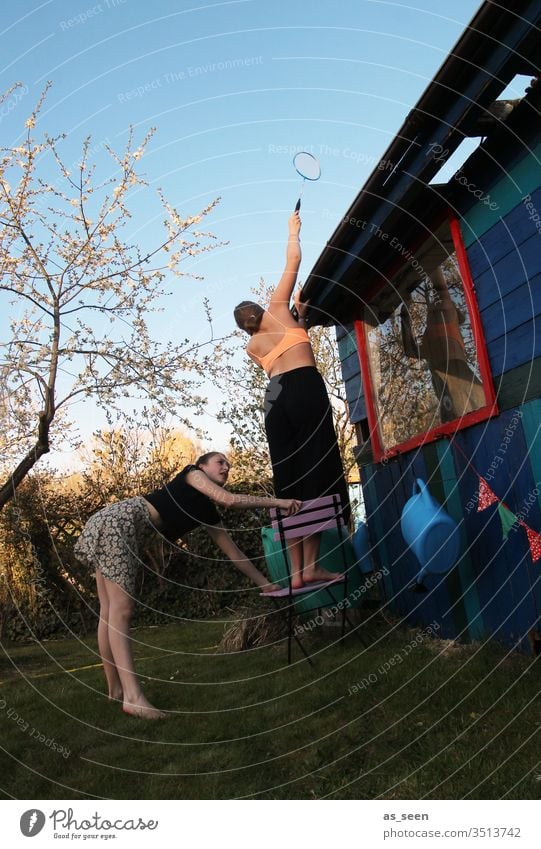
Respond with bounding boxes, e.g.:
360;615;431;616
481;272;541;345
453;411;540;652
462;140;541;248
518;399;541;626
361;464;394;601
435;440;485;641
345;371;366;423
345;370;361;393
337;332;357;361
366;449;456;637
341;350;361;381
520;399;541;505
348;397;367;423
466;185;541;278
335;323;353;343
488;314;541;376
474;232;541;311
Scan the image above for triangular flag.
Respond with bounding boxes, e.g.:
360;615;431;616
498;503;518;540
477;477;499;511
523;524;541;562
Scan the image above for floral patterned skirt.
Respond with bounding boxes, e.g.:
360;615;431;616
74;497;157;595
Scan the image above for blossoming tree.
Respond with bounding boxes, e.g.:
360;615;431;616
0;84;221;509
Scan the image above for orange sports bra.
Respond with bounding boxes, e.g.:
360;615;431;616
250;325;310;376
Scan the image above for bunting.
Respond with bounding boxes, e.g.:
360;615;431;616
458;443;541;565
477;477;499;511
497;503;518;540
520;522;541;563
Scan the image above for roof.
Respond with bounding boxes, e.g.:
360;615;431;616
303;0;541;327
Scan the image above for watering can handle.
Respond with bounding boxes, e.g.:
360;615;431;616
412;478;428;497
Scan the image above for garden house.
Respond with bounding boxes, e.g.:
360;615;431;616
302;0;541;652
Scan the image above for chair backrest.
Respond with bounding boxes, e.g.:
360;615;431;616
270;494;345;541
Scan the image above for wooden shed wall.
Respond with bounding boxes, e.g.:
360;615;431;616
337;144;541;651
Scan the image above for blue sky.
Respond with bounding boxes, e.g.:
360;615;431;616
1;0;484;460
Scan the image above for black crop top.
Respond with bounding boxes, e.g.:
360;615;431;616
144;465;221;538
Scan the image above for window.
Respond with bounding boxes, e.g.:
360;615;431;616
355;214;497;462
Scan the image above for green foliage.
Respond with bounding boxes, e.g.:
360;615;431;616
0;431;275;641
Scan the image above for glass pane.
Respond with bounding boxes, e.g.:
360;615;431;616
364;255;488;452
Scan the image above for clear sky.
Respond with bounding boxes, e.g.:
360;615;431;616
1;0;484;461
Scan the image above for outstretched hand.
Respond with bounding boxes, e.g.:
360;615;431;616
277;498;302;516
261;582;282;594
288;211;301;237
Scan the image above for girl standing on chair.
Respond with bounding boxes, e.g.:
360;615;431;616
234;211;350;590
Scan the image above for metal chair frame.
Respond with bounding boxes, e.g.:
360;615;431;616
264;494;364;665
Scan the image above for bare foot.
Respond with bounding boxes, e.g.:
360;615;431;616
290;569;304;591
108;689;123;703
303;567;343;584
122;696;167;720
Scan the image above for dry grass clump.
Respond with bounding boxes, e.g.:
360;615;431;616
220;606;296;652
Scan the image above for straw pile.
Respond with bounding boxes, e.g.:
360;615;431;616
220;606;297;652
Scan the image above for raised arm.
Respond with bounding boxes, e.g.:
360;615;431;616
268;212;302;316
185;469;301;515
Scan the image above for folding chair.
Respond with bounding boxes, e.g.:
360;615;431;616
262;494;363;665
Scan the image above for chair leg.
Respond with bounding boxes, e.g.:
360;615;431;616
270;598;315;666
287;595;292;664
325;586;368;647
341;571;348;644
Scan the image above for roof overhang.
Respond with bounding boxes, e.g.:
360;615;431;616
303;0;541;327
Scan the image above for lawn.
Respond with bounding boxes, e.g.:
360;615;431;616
1;611;540;800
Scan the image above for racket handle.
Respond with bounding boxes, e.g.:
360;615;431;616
294;198;301;211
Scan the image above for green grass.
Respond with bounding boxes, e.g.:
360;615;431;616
1;613;540;800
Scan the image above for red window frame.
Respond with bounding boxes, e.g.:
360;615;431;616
353;212;498;463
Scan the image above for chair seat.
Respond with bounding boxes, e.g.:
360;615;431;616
260;576;345;598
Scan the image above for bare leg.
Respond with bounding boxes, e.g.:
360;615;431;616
95;569;123;701
101;575;166;720
287;538;304;589
302;534;343;583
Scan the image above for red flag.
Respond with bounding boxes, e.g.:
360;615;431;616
477;477;499;511
521;522;541;563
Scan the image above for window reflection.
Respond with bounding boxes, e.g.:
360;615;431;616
365;256;488;451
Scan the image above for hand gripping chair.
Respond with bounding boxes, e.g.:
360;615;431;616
262;494;365;665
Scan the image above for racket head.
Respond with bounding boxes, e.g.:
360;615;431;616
293;151;321;181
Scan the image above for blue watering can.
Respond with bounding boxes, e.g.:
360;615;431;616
400;479;462;591
352;522;375;574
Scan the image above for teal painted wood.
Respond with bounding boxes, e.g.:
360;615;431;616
520;398;541;516
461;140;541;248
435;440;485;641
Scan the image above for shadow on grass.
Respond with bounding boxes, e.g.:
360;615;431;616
1;613;540;800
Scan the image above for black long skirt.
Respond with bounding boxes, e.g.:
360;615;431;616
264;366;350;523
